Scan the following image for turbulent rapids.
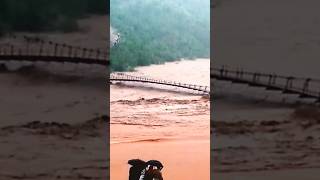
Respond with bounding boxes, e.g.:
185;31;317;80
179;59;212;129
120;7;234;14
110;59;210;180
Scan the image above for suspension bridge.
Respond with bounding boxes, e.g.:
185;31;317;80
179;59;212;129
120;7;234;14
111;73;210;94
211;67;320;103
3;35;320;99
0;35;109;65
0;35;210;95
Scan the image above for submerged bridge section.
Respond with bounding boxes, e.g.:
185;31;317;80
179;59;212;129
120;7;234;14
0;35;108;65
212;67;320;102
111;73;210;95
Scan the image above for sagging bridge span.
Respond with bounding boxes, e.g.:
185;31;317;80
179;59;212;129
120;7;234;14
3;35;320;100
211;67;320;103
0;36;209;95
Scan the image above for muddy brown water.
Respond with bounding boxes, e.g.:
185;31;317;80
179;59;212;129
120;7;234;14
110;59;210;180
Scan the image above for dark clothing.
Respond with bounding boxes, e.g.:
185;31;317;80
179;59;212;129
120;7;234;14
128;159;164;180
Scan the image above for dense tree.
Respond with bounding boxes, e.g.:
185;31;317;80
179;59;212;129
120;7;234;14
0;0;108;35
110;0;210;71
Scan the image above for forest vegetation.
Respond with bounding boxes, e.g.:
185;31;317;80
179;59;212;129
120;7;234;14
0;0;108;36
111;0;210;71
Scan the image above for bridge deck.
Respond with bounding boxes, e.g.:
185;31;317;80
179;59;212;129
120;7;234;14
110;73;210;95
0;35;108;65
212;67;320;102
0;36;210;95
6;36;315;100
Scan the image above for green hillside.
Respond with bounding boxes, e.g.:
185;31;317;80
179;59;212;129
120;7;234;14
110;0;210;71
0;0;108;35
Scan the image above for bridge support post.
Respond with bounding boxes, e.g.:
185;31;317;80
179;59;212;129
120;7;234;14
219;67;224;77
88;49;93;58
48;41;53;56
39;40;44;56
26;39;30;55
2;45;6;55
73;47;79;58
253;73;260;83
235;69;239;79
96;49;101;59
82;48;87;58
10;45;14;55
54;43;58;56
302;78;311;94
317;92;320;103
272;75;277;84
268;75;272;85
284;77;294;93
240;69;244;79
61;44;66;56
68;45;72;57
198;86;202;93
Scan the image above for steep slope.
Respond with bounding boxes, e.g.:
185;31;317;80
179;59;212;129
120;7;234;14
110;0;210;71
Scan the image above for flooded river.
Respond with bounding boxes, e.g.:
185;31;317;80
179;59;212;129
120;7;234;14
110;59;210;180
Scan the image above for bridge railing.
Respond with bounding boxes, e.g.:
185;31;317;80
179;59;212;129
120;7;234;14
212;67;320;99
0;35;109;63
111;72;210;94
